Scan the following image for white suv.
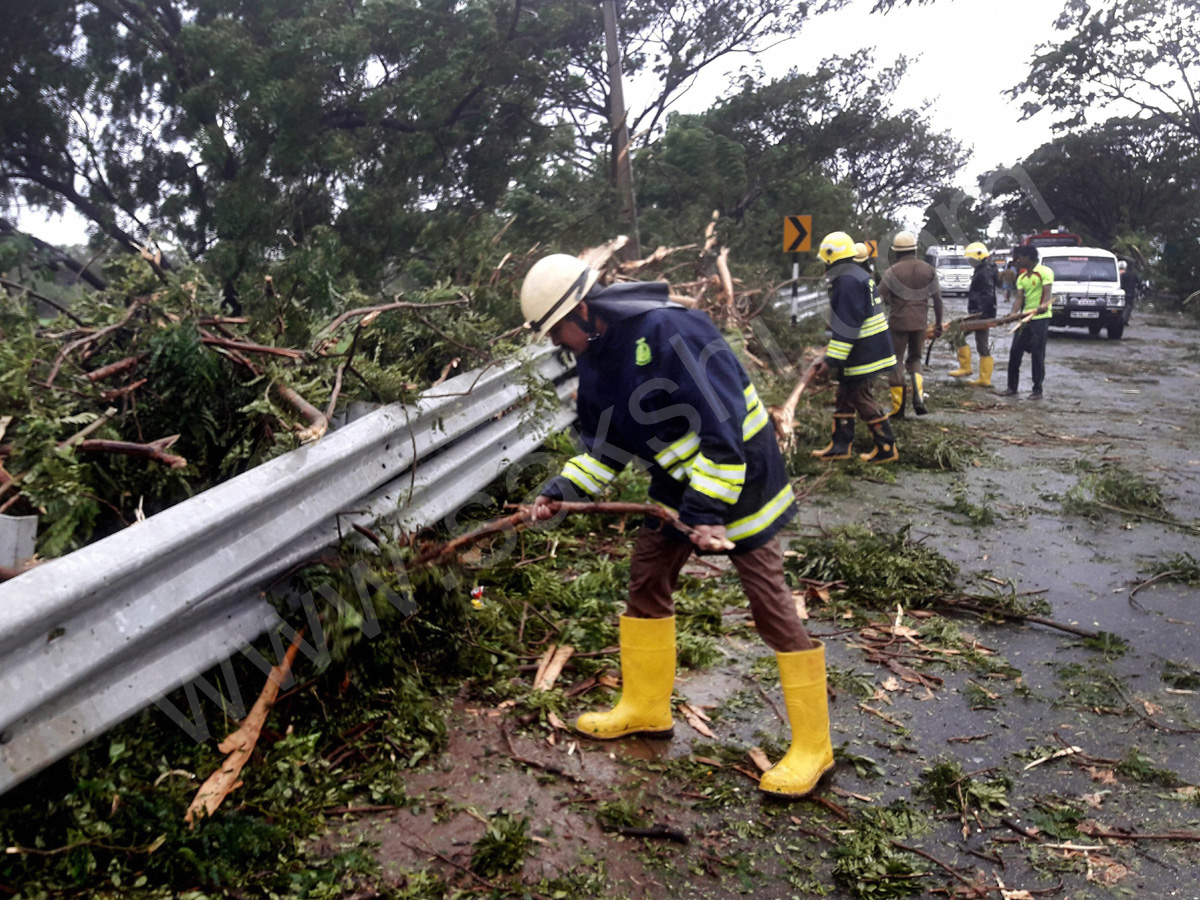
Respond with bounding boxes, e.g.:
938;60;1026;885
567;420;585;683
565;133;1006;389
1037;246;1129;340
926;245;972;296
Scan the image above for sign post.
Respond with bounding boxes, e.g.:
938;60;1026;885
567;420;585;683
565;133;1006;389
783;215;812;323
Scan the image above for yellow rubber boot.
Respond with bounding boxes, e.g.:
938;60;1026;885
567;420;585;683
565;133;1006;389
889;385;905;419
759;641;835;798
576;616;675;740
969;355;993;387
949;344;972;377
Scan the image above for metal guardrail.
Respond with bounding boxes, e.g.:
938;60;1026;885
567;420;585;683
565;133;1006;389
0;347;577;794
787;287;826;323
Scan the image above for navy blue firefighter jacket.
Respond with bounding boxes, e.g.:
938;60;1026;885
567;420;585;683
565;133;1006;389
540;285;796;553
822;261;896;381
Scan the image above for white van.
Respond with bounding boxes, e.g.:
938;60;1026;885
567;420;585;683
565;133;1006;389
926;245;972;296
1036;246;1129;340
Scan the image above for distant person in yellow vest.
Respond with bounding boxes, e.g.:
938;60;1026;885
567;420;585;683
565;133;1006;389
1003;245;1054;399
880;231;943;417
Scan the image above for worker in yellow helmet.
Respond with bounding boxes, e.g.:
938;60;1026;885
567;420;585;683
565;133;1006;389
810;232;898;465
949;242;998;386
853;242;876;297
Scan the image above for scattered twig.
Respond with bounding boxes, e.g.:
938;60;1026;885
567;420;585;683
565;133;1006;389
1079;825;1200;842
320;297;469;336
890;841;973;890
614;824;689;844
1109;681;1200;734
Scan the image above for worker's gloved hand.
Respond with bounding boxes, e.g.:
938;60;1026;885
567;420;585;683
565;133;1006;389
690;523;735;552
933;323;943;338
811;359;830;379
531;495;560;521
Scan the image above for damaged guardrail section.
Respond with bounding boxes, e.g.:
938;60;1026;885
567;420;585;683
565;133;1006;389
0;347;577;796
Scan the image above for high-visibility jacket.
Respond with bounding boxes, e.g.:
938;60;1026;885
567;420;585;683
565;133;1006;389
541;298;795;552
822;261;896;381
1016;264;1054;319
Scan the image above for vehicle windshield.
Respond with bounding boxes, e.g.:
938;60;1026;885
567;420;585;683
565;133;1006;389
1042;256;1119;282
937;256;969;268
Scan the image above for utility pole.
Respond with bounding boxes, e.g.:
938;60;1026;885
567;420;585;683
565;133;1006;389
602;0;641;260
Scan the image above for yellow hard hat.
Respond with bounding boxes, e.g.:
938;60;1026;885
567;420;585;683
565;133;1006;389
853;242;870;263
965;242;990;261
891;230;918;252
520;254;600;339
818;232;856;265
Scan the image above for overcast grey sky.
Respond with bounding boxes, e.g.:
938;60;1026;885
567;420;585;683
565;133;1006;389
22;0;1069;245
637;0;1071;229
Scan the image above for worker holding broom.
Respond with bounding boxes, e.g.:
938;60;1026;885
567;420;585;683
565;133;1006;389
519;253;833;798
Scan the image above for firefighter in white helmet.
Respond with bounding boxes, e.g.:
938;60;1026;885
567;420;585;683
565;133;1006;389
520;253;833;798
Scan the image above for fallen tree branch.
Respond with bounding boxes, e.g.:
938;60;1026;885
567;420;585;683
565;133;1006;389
0;276;87;326
76;436;187;469
274;383;329;443
935;599;1101;639
0;560;40;582
200;335;305;360
85;354;147;382
319;296;470;337
45;297;146;386
100;378;147;402
185;629;305;826
414;501;720;568
768;362;819;453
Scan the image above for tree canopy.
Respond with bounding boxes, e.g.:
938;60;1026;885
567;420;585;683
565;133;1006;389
1013;0;1200;142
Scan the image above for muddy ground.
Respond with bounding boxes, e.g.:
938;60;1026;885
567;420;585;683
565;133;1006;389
345;301;1200;899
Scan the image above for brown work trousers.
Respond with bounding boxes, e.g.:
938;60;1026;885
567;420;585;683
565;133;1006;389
834;376;887;422
626;524;809;652
888;329;925;385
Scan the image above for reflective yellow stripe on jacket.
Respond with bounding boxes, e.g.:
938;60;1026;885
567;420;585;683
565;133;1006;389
560;453;618;496
689;452;746;505
726;484;795;541
743;384;769;440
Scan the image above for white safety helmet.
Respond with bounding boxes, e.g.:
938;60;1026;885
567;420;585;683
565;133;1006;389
520;254;600;339
891;230;918;252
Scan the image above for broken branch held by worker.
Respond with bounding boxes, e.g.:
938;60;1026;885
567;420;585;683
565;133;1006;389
518;253;834;799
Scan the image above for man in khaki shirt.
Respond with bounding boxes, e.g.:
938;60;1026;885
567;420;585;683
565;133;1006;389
879;231;943;417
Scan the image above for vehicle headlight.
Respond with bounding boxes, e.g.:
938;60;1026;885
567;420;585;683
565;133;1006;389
1107;296;1124;307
